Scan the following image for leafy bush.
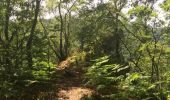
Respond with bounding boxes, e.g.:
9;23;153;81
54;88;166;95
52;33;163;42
85;56;130;95
118;73;158;99
32;61;56;80
0;81;16;99
85;56;168;99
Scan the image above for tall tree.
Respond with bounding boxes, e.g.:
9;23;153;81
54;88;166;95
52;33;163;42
26;0;40;68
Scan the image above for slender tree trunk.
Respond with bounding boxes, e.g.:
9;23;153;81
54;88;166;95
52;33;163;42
67;12;71;55
58;2;65;61
26;0;40;68
115;13;121;64
4;0;11;74
64;14;68;57
4;0;11;41
15;31;19;68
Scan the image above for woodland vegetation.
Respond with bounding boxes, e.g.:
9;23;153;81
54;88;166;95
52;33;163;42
0;0;170;100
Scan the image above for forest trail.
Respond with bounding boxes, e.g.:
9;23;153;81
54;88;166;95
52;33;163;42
56;61;93;100
20;60;94;100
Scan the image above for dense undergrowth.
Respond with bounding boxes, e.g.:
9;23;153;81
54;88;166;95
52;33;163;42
0;62;57;99
84;56;170;100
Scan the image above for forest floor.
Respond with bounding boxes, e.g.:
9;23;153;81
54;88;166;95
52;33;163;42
20;60;94;100
56;64;94;100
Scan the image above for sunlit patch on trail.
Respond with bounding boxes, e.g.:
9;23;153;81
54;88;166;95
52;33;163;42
57;87;93;100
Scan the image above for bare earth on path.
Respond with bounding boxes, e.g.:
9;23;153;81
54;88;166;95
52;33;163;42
57;87;92;100
56;62;93;100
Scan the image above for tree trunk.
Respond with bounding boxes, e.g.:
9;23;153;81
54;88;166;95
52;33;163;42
114;13;121;64
58;2;65;61
26;0;40;68
3;0;11;74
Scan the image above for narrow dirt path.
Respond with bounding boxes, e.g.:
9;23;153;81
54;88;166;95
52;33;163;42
56;65;93;100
